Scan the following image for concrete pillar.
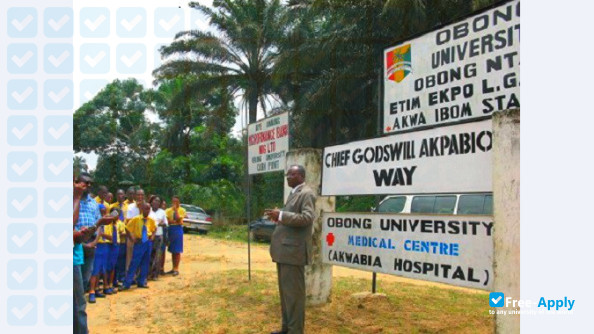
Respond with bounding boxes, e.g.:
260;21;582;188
285;149;335;306
492;109;520;334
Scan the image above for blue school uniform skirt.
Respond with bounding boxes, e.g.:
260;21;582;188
168;225;183;254
92;243;110;276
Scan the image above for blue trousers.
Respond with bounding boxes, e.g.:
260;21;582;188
115;243;127;282
123;241;152;287
73;265;88;334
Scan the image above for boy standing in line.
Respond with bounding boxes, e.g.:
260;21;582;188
121;203;156;290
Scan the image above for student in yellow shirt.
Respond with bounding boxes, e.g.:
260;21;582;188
110;189;128;221
88;204;113;303
165;196;187;276
111;190;128;287
121;203;156;290
104;208;126;294
94;185;109;205
123;186;135;206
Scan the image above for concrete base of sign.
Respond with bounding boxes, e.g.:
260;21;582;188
285;149;335;306
493;109;520;334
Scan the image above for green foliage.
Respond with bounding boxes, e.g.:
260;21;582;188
275;0;475;148
76;1;496;225
154;0;288;123
336;195;377;213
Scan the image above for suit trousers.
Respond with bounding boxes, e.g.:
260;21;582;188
277;263;305;334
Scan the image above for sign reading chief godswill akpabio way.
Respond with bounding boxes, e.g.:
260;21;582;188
322;119;492;196
383;0;519;133
248;112;289;175
322;213;494;290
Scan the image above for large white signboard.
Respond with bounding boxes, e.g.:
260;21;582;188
247;112;289;175
383;0;519;134
322;212;493;290
321;119;492;196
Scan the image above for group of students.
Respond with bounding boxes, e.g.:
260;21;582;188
87;186;188;302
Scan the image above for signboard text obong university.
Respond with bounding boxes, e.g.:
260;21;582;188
322;212;493;290
248;112;289;175
383;0;519;133
322;119;492;196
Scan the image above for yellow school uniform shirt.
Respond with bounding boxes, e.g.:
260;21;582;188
110;201;129;220
95;196;109;205
165;207;187;225
125;215;157;239
98;222;123;243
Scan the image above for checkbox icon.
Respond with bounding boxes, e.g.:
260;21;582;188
80;79;108;103
8;7;38;38
154;7;184;38
44;152;72;182
44;188;71;218
44;296;71;326
8;224;37;254
8;44;38;74
44;260;72;290
7;152;37;182
8;116;38;146
44;116;72;146
44;79;73;110
116;44;146;74
44;44;73;74
489;292;505;307
7;80;37;110
44;224;71;254
80;43;110;73
44;7;73;38
7;296;37;326
8;260;38;290
117;7;146;38
80;7;110;37
7;188;37;218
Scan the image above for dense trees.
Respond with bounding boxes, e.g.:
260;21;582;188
74;0;499;220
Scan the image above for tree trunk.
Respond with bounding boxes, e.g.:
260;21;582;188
248;89;258;124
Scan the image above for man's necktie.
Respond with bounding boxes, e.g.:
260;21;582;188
141;219;148;243
119;203;124;221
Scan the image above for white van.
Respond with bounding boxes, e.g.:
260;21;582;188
376;193;492;215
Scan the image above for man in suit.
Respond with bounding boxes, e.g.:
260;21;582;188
265;165;316;334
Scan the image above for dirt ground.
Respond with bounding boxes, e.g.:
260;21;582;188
87;234;490;333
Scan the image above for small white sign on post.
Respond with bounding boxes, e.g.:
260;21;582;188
383;0;520;134
322;119;492;196
247;112;289;175
322;212;493;290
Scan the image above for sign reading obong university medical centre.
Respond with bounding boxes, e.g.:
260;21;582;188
248;112;289;175
322;119;491;196
383;0;519;134
322;212;494;290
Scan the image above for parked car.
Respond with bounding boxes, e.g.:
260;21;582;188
181;204;212;234
376;193;493;215
249;217;276;242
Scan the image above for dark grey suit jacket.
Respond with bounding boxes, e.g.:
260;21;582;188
270;184;316;266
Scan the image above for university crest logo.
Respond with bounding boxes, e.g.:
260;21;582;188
386;44;412;83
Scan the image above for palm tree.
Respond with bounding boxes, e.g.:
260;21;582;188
274;0;475;148
73;155;88;174
153;0;288;124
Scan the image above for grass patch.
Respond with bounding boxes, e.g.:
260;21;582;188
205;224;249;242
135;270;493;333
205;224;270;245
